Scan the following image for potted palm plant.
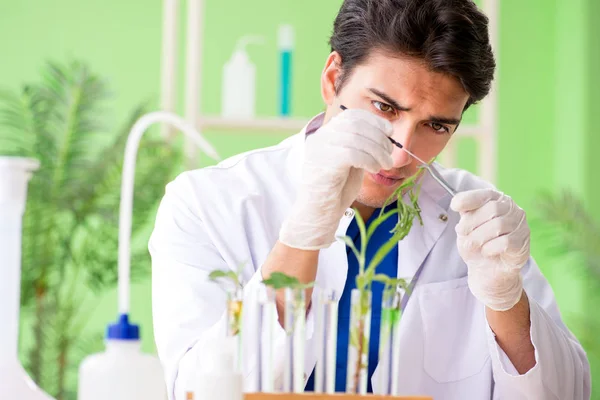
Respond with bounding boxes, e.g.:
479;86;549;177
535;190;600;400
0;61;181;400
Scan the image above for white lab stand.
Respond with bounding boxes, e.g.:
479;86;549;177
0;157;54;400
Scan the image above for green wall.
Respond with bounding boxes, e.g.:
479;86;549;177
587;0;600;210
1;0;598;396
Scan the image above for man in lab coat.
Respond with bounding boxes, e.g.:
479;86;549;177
149;0;591;399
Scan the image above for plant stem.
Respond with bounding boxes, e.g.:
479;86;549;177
353;316;365;393
57;335;69;400
30;284;46;383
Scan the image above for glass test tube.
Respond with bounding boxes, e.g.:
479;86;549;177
256;285;276;393
226;286;243;372
283;287;306;393
346;289;371;394
313;288;339;393
378;289;403;395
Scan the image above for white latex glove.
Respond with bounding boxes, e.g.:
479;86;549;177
450;189;531;311
279;109;394;250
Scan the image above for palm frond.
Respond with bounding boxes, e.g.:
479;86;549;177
0;85;56;164
41;61;111;201
535;190;600;400
535;190;600;278
0;89;33;155
63;103;148;219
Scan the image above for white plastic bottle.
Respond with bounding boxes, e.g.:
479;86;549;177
78;314;166;400
221;36;263;119
186;337;243;400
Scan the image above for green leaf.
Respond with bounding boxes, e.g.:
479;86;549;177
208;269;241;288
535;190;600;278
208;270;232;280
299;281;316;290
385;277;410;292
262;271;301;289
353;209;368;270
338;235;361;262
367;208;399;238
367;233;402;272
372;273;393;284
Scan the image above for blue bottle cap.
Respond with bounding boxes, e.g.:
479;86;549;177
106;314;140;340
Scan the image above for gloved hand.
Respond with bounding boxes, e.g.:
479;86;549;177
450;188;531;311
279;109;394;250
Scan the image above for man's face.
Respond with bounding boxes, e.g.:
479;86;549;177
320;50;470;209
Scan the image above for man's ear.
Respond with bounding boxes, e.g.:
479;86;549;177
321;51;343;106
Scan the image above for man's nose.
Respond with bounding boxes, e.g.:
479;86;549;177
389;124;416;169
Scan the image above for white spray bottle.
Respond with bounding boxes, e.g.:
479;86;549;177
221;36;264;119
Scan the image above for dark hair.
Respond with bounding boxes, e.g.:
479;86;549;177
329;0;496;108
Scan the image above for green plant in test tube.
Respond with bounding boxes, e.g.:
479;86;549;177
340;169;425;394
208;263;245;337
263;272;314;392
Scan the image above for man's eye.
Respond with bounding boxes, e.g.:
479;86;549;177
429;122;449;134
373;101;395;114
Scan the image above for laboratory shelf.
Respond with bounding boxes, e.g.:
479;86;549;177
199;116;308;131
198;115;481;137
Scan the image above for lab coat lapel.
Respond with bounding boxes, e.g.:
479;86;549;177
396;172;453;281
314;211;355;297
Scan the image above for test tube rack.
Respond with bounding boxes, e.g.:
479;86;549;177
245;394;432;400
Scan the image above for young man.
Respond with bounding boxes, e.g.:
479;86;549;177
149;0;591;399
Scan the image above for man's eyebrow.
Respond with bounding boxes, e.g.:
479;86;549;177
429;115;461;125
368;88;410;112
369;87;461;125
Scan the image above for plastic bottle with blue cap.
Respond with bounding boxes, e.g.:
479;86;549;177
77;314;166;400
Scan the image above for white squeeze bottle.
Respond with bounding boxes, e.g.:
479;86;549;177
78;314;166;400
186;336;243;400
221;36;263;119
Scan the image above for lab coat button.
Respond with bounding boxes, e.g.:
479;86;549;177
439;214;448;222
344;209;354;218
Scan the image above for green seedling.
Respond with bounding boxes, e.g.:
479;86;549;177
341;169;425;393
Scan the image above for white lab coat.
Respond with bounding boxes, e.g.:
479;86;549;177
149;117;591;400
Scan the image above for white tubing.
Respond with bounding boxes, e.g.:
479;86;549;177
118;111;220;314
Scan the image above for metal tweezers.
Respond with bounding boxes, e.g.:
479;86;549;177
388;137;457;197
